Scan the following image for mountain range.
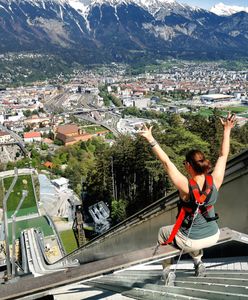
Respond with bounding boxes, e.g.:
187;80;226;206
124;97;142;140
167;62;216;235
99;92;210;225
1;0;248;64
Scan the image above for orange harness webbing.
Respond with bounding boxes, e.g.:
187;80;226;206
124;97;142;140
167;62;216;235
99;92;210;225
162;175;213;245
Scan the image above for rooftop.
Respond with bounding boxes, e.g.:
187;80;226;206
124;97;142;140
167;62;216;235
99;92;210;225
23;131;41;138
56;124;79;135
0;130;9;136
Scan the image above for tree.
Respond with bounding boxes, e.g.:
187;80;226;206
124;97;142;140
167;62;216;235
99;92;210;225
40;143;48;150
111;199;128;224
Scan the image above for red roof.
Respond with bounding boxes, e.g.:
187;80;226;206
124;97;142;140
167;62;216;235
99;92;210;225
0;130;9;137
43;161;53;168
24;132;41;138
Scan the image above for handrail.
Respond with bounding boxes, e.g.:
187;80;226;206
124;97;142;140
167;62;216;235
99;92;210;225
3;168;18;280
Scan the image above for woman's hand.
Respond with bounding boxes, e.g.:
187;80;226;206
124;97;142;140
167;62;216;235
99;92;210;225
212;112;236;190
138;124;154;142
220;112;236;130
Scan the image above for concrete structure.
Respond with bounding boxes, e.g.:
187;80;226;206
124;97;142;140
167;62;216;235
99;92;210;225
51;177;69;190
0;152;248;299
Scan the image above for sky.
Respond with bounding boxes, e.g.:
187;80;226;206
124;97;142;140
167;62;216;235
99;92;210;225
178;0;248;10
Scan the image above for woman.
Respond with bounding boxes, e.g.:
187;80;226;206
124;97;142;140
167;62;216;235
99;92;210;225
139;112;236;284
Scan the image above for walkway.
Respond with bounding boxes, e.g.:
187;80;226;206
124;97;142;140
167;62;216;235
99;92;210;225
51;256;248;299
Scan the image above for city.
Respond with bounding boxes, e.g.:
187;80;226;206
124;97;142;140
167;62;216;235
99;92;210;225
0;0;248;299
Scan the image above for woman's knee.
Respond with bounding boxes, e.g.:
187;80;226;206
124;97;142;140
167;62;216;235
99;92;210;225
158;225;173;243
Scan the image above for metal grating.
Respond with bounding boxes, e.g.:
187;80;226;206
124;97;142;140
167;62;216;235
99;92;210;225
86;259;248;300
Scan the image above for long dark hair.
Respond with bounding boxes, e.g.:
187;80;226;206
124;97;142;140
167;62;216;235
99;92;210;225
185;150;211;174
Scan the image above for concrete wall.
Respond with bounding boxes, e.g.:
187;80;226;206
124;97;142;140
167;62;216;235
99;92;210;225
216;171;248;234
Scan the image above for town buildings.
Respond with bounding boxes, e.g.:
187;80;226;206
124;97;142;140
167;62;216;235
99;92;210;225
23;131;42;143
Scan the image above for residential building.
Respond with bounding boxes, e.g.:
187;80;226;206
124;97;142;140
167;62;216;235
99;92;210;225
23;131;42;143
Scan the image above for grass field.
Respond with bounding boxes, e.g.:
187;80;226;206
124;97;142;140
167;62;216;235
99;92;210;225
3;175;38;218
225;106;248;114
197;108;213;117
60;229;78;254
197;108;225;117
82;125;106;134
7;216;54;244
197;106;248;118
0;179;4;209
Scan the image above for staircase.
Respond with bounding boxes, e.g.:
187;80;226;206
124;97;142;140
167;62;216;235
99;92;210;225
87;263;248;299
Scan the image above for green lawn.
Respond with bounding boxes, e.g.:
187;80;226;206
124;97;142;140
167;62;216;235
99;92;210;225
3;175;38;218
82;125;106;134
0;179;4;209
224;106;248;114
60;229;78;254
7;216;54;244
197;108;215;117
197;107;248;117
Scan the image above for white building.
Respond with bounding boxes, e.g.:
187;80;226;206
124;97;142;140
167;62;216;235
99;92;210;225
51;177;69;191
123;97;150;109
117;118;153;134
4;111;24;122
201;94;234;103
133;97;150;109
23;132;42;143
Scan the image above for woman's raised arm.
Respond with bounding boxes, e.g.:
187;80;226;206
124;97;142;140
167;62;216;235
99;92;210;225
139;124;189;196
212;113;236;190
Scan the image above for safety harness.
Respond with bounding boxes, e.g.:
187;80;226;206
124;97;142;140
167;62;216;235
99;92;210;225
162;174;218;246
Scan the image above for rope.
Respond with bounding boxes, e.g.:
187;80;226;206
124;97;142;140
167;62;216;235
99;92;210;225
171;203;201;275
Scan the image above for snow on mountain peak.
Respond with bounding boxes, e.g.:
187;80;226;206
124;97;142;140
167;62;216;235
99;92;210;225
67;0;176;9
67;0;178;19
210;2;248;16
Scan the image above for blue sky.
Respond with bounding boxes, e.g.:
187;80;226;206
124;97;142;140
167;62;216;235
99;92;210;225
178;0;248;9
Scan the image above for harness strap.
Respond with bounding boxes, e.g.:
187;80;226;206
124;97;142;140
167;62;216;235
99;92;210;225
189;175;213;205
162;175;214;246
162;207;186;245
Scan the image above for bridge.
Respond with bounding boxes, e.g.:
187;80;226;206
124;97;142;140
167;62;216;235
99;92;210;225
0;142;27;156
76;114;121;137
69;106;125;114
0;125;27;155
1;150;248;299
